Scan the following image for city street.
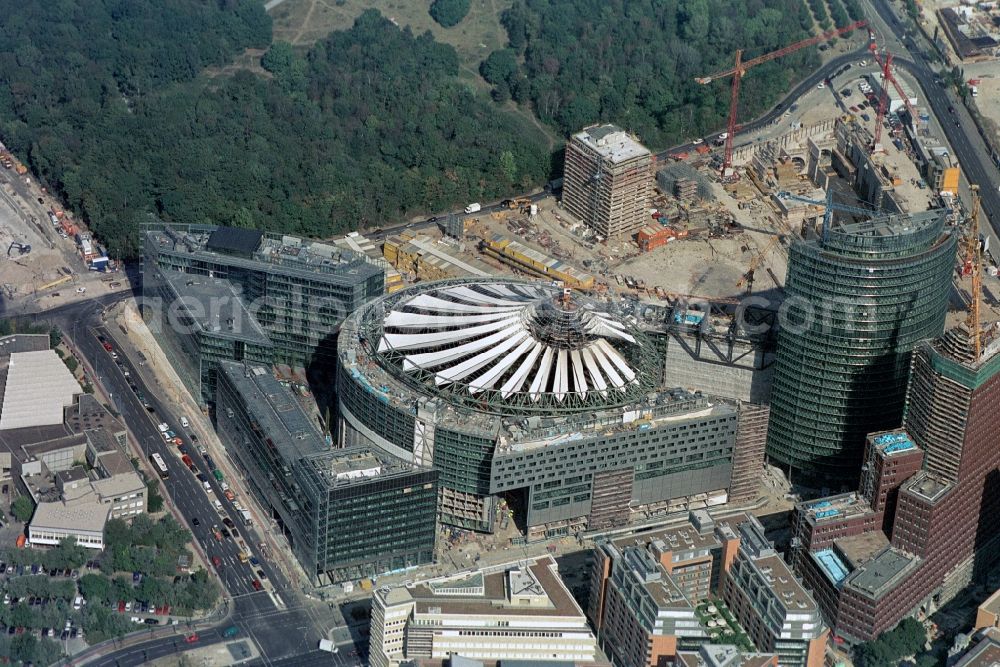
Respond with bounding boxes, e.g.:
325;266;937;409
25;296;354;666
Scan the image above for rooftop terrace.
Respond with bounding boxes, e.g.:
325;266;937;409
903;471;954;504
799;492;874;525
298;446;421;490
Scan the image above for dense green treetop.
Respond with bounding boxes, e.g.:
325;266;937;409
495;0;822;147
430;0;472;27
0;4;548;257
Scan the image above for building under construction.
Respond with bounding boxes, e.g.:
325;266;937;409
562;124;653;240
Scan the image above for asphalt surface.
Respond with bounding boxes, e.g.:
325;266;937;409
28;297;357;666
862;0;1000;230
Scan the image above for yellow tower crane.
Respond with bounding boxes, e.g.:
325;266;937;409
736;235;783;295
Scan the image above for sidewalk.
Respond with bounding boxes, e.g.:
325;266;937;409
105;301;314;597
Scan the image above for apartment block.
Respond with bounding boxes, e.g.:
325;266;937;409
562;124;653;239
588;510;825;667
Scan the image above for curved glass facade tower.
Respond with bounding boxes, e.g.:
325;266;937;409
766;209;957;482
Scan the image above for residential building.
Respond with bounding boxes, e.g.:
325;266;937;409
562;124;653;239
766;208;956;483
675;645;778;667
215;361;437;584
976;588;1000;631
369;555;599;667
588;510;826;667
723;519;829;667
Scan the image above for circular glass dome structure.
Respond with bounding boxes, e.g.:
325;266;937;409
357;279;659;415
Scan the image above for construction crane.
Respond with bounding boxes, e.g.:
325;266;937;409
869;48;919;131
776;190;879;241
695;20;866;180
736;235;783;294
869;52;893;153
965;185;983;359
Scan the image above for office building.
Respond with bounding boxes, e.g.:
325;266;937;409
369;554;600;667
215;362;437;585
338;279;758;537
675;645;778;667
562;124;652;239
588;510;826;667
142;223;384;379
789;323;1000;642
766;208;956;482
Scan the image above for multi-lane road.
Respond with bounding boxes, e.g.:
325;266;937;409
31;296;360;666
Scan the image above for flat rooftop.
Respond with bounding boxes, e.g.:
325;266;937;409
677;645;777;667
573;124;650;163
163;271;271;345
386;554;585;619
834;531;889;568
903;471;954;504
799;492;874;525
31;497;109;534
146;224;383;283
0;350;81;431
64;395;126;438
753;552;817;612
217;362;327;463
298;446;423;490
843;547;921;600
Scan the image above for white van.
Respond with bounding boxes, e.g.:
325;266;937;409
180;416;189;428
73;596;83;610
157;423;169;433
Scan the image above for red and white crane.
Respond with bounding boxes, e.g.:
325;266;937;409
695;20;867;179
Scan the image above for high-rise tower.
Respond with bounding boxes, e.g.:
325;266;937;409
766;209;956;482
561;124;652;240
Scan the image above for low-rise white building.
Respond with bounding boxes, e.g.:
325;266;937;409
369;555;600;667
29;498;108;550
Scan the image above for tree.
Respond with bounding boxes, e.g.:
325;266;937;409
429;0;471;28
79;574;112;605
854;618;926;667
49;327;62;348
146;480;165;513
11;495;34;523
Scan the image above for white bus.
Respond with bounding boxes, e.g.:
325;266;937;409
149;453;169;479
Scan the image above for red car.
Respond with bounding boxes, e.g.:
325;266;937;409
185;633;199;643
102;342;113;352
212;556;222;569
251;580;262;591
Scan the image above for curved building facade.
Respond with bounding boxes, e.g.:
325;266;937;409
338;279;745;536
766;209;956;482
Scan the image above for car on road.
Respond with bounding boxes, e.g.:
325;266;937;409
948;106;955;114
220;527;231;539
224;489;236;501
249;557;259;567
196;473;208;483
102;342;113;352
222;517;235;529
426;216;438;223
691;138;703;145
191;517;200;526
144;618;159;625
861;114;871;122
256;569;267;580
816;82;825;89
212;556;222;569
850;106;859;112
76;287;86;294
251;580;263;591
190;433;199;443
185;633;199;643
130;616;141;624
212;526;223;541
